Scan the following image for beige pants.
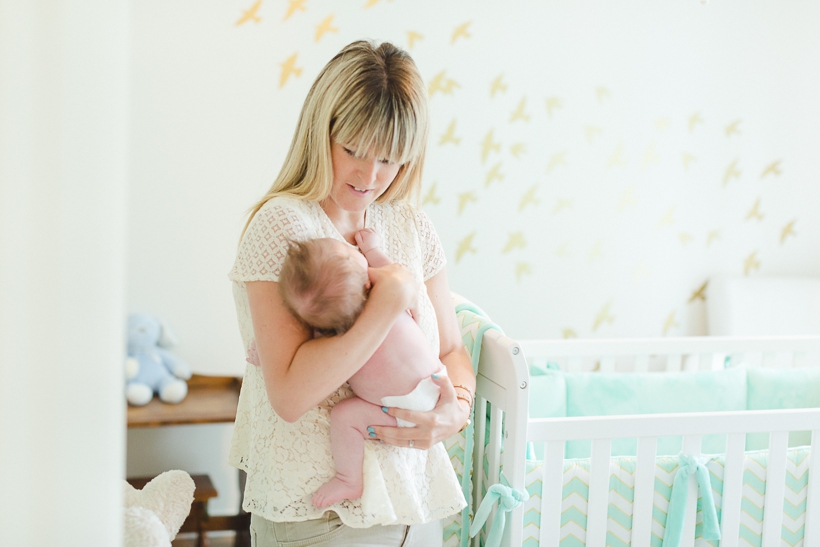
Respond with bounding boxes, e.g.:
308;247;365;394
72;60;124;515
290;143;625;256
250;512;443;547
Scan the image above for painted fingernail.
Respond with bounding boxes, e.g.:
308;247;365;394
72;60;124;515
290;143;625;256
367;426;374;433
382;406;389;413
431;373;440;379
369;431;376;437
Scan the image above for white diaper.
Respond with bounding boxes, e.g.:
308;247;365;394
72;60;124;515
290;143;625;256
380;367;447;427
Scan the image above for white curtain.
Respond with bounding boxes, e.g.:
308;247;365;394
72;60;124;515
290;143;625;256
0;1;129;545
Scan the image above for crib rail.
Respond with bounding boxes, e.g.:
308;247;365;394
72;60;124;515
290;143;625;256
520;335;820;372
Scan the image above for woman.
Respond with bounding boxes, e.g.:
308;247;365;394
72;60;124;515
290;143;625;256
228;40;475;547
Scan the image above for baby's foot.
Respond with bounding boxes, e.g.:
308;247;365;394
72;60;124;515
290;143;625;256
311;476;363;508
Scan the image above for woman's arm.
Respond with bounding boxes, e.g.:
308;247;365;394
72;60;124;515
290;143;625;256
373;266;475;448
247;263;417;422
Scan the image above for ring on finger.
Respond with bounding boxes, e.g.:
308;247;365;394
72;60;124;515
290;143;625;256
409;439;414;448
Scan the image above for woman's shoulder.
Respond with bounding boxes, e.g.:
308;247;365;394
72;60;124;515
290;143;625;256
258;195;316;217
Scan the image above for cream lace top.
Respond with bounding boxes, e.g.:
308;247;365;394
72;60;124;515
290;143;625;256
227;196;466;527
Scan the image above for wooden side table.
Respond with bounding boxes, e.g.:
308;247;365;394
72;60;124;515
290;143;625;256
127;374;250;547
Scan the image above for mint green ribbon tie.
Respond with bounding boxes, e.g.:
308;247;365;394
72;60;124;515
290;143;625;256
662;454;721;547
468;484;529;547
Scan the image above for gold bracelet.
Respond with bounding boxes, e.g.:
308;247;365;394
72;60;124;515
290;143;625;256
453;385;474;406
459;417;472;433
455;393;472;409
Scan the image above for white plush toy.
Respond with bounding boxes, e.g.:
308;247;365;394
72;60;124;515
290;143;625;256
124;470;195;547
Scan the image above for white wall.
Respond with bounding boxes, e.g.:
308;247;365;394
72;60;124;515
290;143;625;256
125;0;820;514
0;1;130;544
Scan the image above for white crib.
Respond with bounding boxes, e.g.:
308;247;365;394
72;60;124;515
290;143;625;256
472;332;820;547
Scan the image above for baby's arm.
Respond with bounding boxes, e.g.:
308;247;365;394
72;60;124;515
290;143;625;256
355;228;392;268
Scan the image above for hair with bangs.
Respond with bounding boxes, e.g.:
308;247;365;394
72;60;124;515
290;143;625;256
241;40;429;241
278;239;369;336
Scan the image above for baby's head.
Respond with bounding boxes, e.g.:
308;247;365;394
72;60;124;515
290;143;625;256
278;238;370;336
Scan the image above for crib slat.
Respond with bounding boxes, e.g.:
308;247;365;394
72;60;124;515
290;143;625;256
486;405;504;532
710;352;726;370
599;355;615;373
685;354;700;371
680;435;701;547
539;440;564;547
719;433;746;547
631;437;657;547
472;397;488;518
761;430;788;547
634;354;649;373
804;429;820;546
762;351;776;368
567;355;582;373
666;353;682;372
586;439;611;547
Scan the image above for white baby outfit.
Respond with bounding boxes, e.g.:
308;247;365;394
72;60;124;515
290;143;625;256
228;196;466;528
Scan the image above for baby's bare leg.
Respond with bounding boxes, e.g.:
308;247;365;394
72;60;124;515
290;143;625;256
312;396;398;508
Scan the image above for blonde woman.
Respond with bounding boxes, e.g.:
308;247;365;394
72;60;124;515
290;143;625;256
228;41;474;546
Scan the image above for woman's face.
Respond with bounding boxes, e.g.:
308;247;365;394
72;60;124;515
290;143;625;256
327;139;401;215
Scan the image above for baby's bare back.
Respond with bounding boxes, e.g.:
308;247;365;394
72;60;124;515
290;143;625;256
346;312;442;405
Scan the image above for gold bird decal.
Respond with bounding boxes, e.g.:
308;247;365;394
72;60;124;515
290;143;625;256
681;152;696;171
519;185;540;211
480;129;501;163
502;232;526;253
642;143;659;170
706;230;720;246
485;162;504;187
510;97;530;123
725;119;742;137
663;311;679;336
780;219;797;244
553;198;572;214
314;14;338;42
457;191;477;215
510;142;526;158
283;0;307;21
618;185;637;212
744;251;761;276
451;21;471;44
546;151;567;174
555;242;571;258
236;0;263;26
608;144;626;168
657;207;675;229
595;86;611;103
562;329;578;339
490;74;507;98
455;232;477;263
363;0;387;8
422;182;439;206
593;302;614;331
689;281;708;303
588;240;603;262
745;198;764;221
428;71;460;97
545;97;562;118
723;159;741;186
585;125;602;144
439;119;460;146
655;118;671;132
761;160;782;179
406;31;423;49
679;232;694;246
279;53;302;88
688;112;704;133
515;262;532;283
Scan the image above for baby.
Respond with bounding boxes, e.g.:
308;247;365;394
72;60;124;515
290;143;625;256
277;229;445;508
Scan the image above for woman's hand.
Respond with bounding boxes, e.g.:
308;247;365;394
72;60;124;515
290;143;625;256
369;375;471;449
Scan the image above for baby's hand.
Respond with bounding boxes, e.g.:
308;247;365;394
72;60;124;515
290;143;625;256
246;340;261;367
354;228;382;255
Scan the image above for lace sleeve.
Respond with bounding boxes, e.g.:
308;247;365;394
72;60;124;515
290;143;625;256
414;209;447;281
229;200;312;282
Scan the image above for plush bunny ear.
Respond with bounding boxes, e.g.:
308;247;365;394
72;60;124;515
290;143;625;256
157;318;179;349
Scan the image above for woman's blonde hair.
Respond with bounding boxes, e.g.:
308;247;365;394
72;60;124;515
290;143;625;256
241;40;429;240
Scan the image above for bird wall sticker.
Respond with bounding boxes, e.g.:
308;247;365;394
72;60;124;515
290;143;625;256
502;232;527;253
681;152;696;171
642;143;659;170
780;219;797;244
588;240;603;262
519;185;539;211
689;281;708;303
723;159;741;186
490;74;507;98
279;53;302;88
688;112;704;133
484;162;504;187
546;152;567;174
655;118;671;132
595;86;611;103
555;242;571;258
236;0;263;26
618;185;637;212
593;302;615;331
706;230;721;246
553;198;572;214
663;311;679;335
422;182;440;206
480;129;501;163
457;191;477;215
439;119;460;146
451;21;472;44
456;233;477;263
363;0;389;8
315;15;338;42
745;198;764;222
585;125;602;144
656;207;675;229
428;71;460;97
509;143;526;158
515;262;532;282
608;144;626;168
510;97;530;123
406;31;423;49
725;119;742;137
679;232;694;246
283;0;307;21
761;160;782;179
545;97;562;118
744;251;761;275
